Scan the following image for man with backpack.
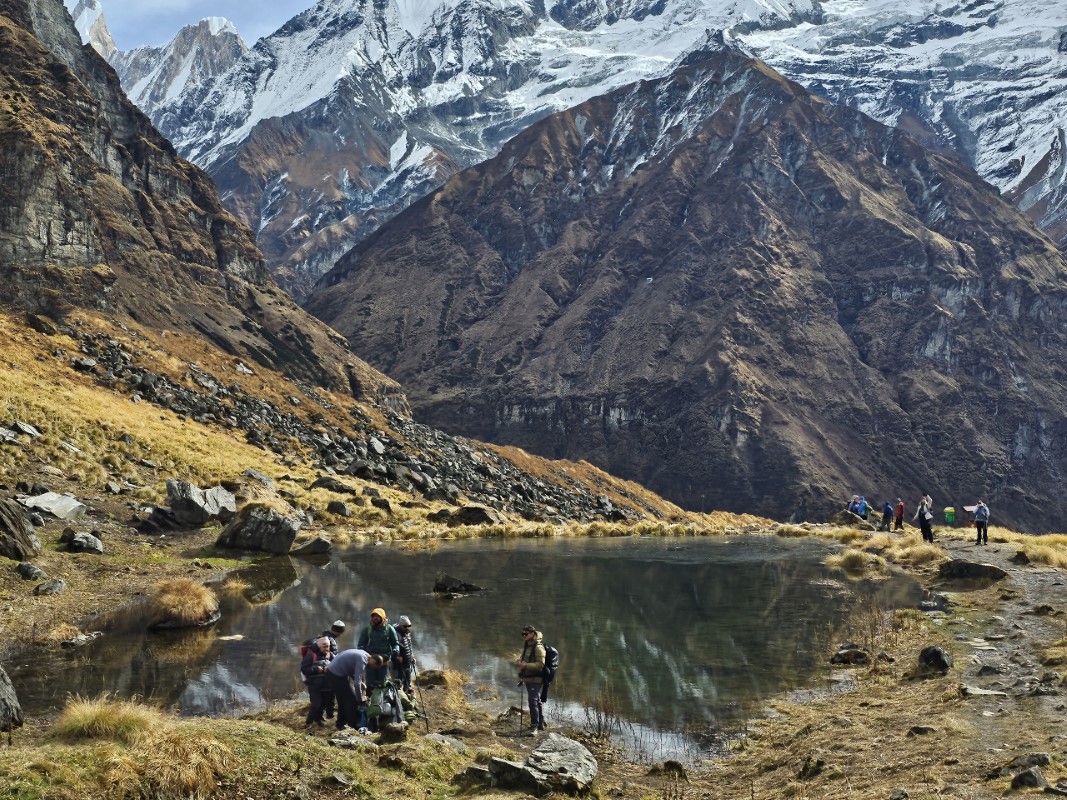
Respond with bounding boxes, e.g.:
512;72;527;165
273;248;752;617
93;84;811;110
326;648;386;731
515;624;547;735
357;608;399;689
300;636;334;729
394;615;416;694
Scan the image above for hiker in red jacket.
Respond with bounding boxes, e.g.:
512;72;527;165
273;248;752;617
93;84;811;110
894;498;905;531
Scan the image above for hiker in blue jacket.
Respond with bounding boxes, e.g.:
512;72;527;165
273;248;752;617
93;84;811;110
879;501;893;531
973;501;990;545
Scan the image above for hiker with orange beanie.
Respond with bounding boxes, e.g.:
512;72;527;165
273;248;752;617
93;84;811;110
357;607;399;688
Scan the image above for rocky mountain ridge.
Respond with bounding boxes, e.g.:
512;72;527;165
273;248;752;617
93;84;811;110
1;0;396;404
69;0;1067;297
306;48;1067;532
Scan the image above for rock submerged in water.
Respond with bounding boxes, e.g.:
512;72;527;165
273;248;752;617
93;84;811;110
433;572;485;594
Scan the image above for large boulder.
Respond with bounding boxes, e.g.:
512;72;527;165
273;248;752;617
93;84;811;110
0;498;42;560
0;664;23;731
167;480;237;527
433;572;485;594
938;560;1008;582
216;504;302;554
489;733;597;795
18;491;86;520
448;505;504;527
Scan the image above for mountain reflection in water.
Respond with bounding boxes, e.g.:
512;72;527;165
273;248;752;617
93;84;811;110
9;535;921;734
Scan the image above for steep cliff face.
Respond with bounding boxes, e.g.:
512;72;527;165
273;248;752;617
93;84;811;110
0;0;401;405
307;50;1067;531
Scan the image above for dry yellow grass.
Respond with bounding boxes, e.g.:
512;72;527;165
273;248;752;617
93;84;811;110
146;578;218;628
825;547;887;577
52;695;167;743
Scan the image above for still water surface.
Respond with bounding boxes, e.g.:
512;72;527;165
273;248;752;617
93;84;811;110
10;535;920;749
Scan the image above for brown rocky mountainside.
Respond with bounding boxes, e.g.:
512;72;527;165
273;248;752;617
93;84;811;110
307;49;1067;533
0;0;398;406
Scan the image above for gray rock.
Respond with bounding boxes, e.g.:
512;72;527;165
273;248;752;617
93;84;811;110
19;491;87;520
216;503;302;554
12;421;41;437
0;664;23;732
938;559;1008;581
61;631;103;648
16;561;47;581
326;500;352;517
370;497;393;514
0;427;21;445
489;733;597;795
311;475;356;494
33;579;66;596
291;536;333;556
425;733;471;753
166;480;237;527
241;468;275;489
70;532;104;554
447;505;503;526
0;499;43;560
1011;766;1047;789
433;572;485;594
918;646;953;675
328;731;379;753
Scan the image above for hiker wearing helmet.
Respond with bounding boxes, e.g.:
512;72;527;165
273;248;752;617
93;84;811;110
357;607;399;688
515;624;547;735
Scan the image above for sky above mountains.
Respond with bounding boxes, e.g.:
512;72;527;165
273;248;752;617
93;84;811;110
101;0;311;48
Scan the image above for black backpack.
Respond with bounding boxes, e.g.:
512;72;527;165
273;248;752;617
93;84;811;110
540;643;560;702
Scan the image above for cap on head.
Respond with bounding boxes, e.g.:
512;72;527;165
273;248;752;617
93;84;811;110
316;636;331;650
398;615;412;628
331;620;345;632
522;625;536;634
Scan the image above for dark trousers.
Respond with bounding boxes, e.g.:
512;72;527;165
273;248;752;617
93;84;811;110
327;671;359;730
975;520;988;543
305;685;333;726
894;516;904;530
920;518;934;542
879;513;892;531
524;681;543;729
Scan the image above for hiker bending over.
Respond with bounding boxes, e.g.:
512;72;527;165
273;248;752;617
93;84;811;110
301;636;333;728
358;607;399;688
327;649;384;731
515;624;547;735
394;615;416;694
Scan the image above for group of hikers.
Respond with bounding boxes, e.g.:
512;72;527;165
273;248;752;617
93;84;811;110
846;495;991;544
300;610;557;737
299;609;418;732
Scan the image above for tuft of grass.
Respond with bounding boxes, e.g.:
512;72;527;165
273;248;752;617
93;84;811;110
220;575;249;594
826;548;887;577
52;695;166;743
146;578;218;628
1018;544;1067;569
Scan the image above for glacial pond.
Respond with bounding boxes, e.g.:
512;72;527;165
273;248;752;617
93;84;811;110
9;535;921;757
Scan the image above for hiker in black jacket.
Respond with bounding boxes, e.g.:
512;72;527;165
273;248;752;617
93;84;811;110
301;636;333;728
394;615;416;694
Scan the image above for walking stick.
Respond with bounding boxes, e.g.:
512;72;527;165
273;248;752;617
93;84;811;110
412;665;430;734
518;680;524;733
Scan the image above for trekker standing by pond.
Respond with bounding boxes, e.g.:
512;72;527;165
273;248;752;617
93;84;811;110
516;624;546;736
914;494;935;542
327;649;384;731
394;616;416;694
358;608;399;689
974;501;990;545
301;636;333;729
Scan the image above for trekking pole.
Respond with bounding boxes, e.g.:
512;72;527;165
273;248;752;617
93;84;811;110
518;680;524;733
412;665;430;734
